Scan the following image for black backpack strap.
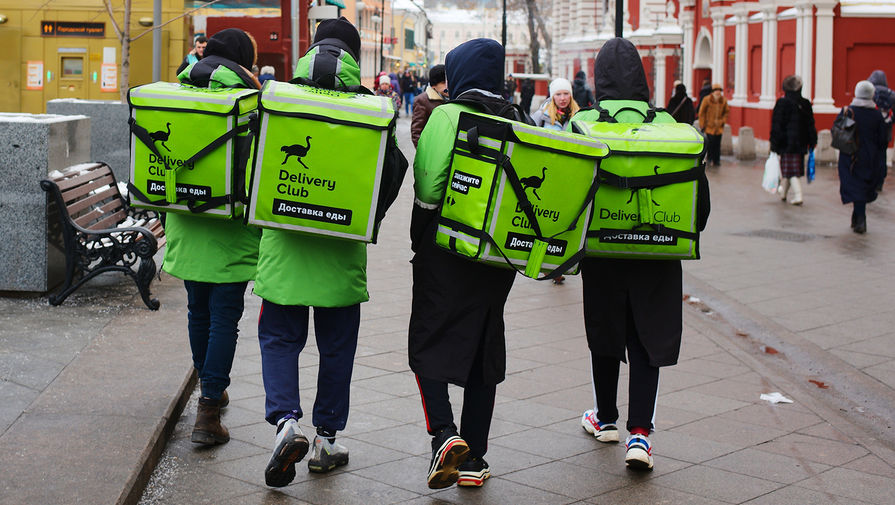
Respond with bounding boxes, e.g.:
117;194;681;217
497;154;544;240
597;165;703;189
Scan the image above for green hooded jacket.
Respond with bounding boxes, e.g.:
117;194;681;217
162;62;261;283
252;45;370;307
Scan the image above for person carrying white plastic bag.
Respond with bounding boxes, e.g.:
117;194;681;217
762;152;781;194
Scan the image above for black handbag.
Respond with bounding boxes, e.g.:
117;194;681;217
831;106;858;155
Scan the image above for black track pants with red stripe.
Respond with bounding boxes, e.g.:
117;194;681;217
416;372;496;459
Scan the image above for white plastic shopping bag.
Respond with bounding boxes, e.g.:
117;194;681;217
762;152;781;194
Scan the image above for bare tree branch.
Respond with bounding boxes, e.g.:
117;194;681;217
130;0;225;42
102;0;124;41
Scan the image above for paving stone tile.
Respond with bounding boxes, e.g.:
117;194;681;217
652;405;709;431
671;416;788;448
796;467;895;504
654;367;718;393
430;477;578;505
687;377;771;403
354;351;412;373
354;371;419;397
796;422;858;444
649;465;782;503
0;350;66;391
839;334;895;359
490;427;595;460
393;496;456;505
834;350;892;370
563;444;691;479
718;403;822;433
651;430;741;464
673;357;751;379
225;491;314;504
351;422;432;457
352;455;437;495
0;379;37;434
708;447;832;484
741;485;874;505
277;472;420;505
501;460;630;499
843;454;895;479
585;483;730;505
478;442;554;475
656;390;750;417
527;384;594;411
492;399;580;428
862;359;895;389
338;409;408;436
753;433;868;466
351;395;423;423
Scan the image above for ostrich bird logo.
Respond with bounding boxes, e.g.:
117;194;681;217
521;167;547;200
149;122;172;152
281;136;312;169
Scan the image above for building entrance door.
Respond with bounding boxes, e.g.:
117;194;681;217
0;28;22;112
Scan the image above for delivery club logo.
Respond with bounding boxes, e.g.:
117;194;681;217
149;122;172;152
520;167;547;200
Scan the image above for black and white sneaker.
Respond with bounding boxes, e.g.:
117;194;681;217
457;456;491;487
265;417;309;487
427;428;470;489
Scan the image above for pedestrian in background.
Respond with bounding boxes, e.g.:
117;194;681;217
770;75;817;205
530;77;579;131
411;64;448;147
572;70;595;108
868;69;894;189
258;65;276;85
838;80;888;233
698;83;728;167
176;35;207;75
401;69;417;116
520;78;535;114
667;82;695;125
375;74;402;113
695;78;712;118
170;27;262;447
572;37;711;472
504;77;517;103
409;38;524;490
254;17;394;487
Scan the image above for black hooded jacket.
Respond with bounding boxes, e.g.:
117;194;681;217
593;38;650;103
180;28;257;89
573;70;594;108
444;38;527;122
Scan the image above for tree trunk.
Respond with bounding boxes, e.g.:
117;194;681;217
524;0;540;73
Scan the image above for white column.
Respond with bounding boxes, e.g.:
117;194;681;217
732;8;748;103
813;1;837;111
681;10;695;94
655;48;669;107
795;1;813;100
759;4;778;104
711;11;726;87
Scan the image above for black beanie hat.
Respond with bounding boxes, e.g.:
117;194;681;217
314;17;361;62
204;28;255;69
429;64;446;85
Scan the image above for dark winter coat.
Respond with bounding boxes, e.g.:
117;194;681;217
400;72;416;94
667;84;695;124
580;37;711;366
573;71;594;108
838;104;888;204
770;90;817;155
409;39;516;386
868;70;895;142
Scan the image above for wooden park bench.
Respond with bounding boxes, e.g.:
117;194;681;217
41;162;165;310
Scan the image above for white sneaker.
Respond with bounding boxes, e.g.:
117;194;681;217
581;410;619;443
625;433;654;471
264;417;309;487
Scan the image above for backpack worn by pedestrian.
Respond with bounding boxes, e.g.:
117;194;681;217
128;83;259;219
572;101;707;260
436;106;608;279
245;39;407;243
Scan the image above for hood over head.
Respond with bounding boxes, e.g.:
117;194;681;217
869;70;888;88
673;83;687;97
445;38;505;99
312;17;361;61
575;70;586;81
593;38;649;102
204;28;256;69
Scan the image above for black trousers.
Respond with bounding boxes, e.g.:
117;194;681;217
591;309;660;432
705;133;722;165
415;342;496;459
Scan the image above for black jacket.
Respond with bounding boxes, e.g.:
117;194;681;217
667;84;695;124
838;105;888;204
573;72;594;108
582;38;710;366
770;90;817;154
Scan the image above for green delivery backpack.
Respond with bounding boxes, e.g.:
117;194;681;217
127;82;259;219
436;111;609;279
246;81;402;243
572;102;706;259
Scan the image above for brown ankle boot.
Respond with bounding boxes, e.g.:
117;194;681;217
191;397;230;445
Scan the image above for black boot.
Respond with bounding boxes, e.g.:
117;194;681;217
854;215;867;234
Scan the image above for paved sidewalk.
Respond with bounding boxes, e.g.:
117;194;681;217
132;119;895;505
